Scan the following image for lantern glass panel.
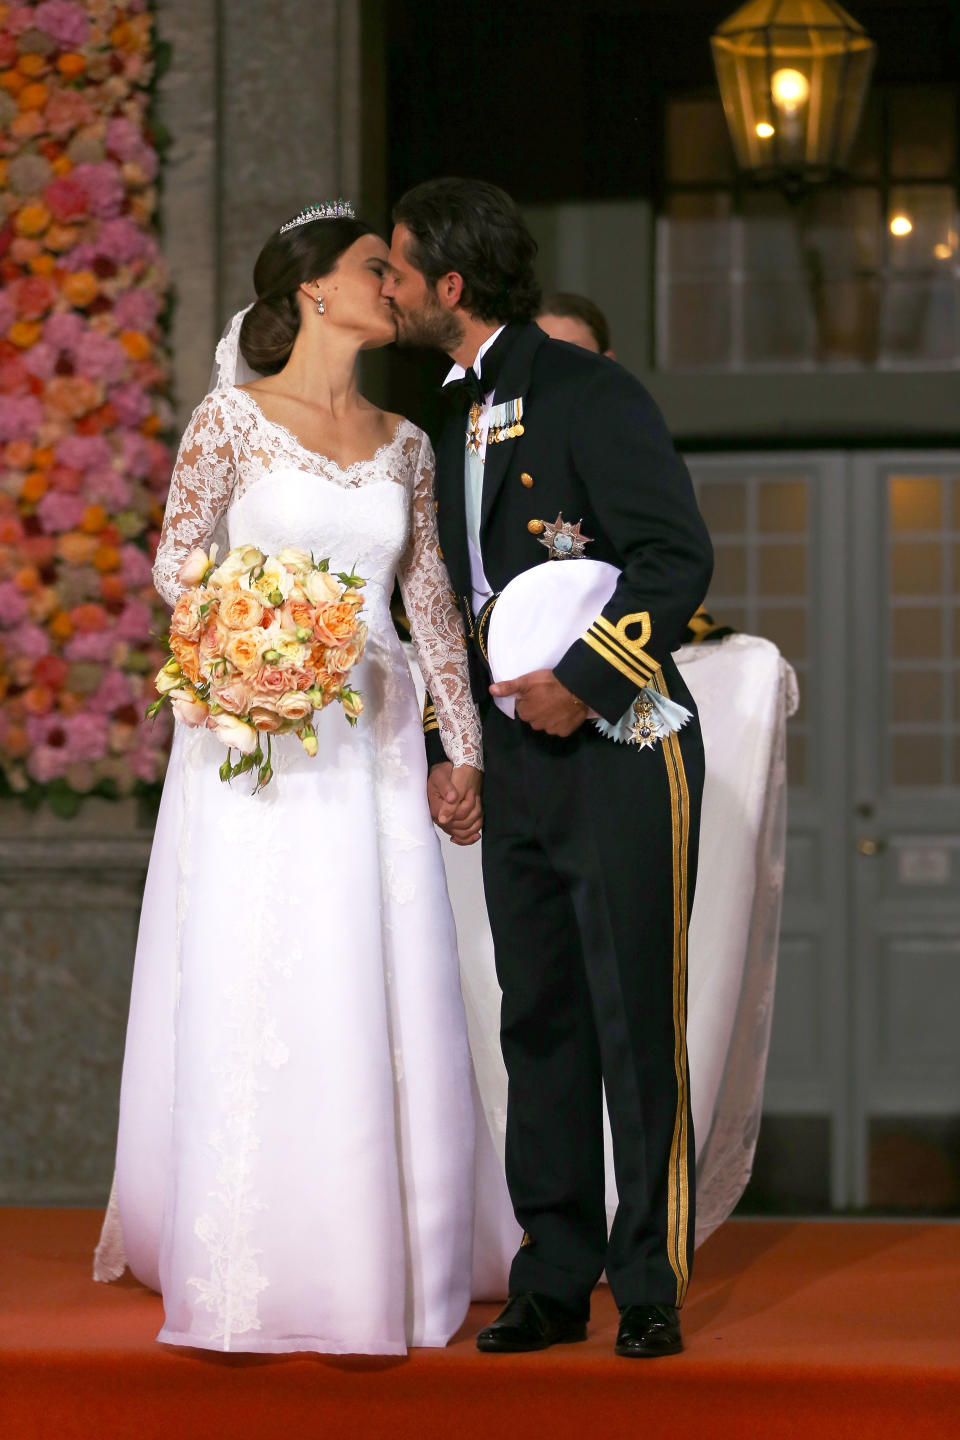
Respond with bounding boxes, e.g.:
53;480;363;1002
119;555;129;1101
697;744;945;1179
889;89;957;180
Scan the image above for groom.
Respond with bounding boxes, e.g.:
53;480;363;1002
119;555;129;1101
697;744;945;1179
383;179;713;1358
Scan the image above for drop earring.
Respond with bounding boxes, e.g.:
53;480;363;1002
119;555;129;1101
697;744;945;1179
316;295;325;316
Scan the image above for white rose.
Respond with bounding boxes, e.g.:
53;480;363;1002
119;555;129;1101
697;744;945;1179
241;557;294;604
211;713;259;753
276;546;312;573
155;662;183;694
208;545;264;588
302;568;342;605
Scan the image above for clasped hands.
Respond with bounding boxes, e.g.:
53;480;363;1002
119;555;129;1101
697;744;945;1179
428;672;585;844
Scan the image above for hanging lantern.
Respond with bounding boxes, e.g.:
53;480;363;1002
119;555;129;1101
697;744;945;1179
711;0;876;191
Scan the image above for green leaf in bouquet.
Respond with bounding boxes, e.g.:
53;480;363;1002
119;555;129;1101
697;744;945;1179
311;554;330;572
335;564;364;589
219;753;234;783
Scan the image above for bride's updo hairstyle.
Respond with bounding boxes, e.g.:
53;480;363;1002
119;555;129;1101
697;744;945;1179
239;211;374;375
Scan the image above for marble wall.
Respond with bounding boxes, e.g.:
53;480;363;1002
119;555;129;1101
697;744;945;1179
0;0;364;1206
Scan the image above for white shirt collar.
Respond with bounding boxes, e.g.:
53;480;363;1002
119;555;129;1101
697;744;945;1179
443;325;506;389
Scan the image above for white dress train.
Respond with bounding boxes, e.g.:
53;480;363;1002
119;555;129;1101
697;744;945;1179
96;388;508;1354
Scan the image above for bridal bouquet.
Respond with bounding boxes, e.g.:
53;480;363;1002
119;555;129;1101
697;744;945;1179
148;543;367;790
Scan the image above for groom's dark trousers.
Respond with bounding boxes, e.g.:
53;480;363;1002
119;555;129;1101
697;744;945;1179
425;323;712;1316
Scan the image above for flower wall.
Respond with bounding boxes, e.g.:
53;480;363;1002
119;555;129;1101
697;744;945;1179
0;0;173;813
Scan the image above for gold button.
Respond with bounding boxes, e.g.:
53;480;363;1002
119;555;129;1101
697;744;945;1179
521;472;533;487
527;519;545;535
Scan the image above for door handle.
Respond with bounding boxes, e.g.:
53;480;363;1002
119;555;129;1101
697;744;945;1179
857;837;886;856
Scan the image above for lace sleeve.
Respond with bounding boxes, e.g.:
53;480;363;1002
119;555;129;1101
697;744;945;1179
153;394;237;608
397;431;483;770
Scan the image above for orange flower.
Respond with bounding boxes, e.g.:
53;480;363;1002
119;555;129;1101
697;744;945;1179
0;70;26;96
28;254;56;277
57;691;85;716
23;686;54;715
58;532;98;565
314;601;359;647
99;574;127;605
49;611;74;641
4;726;28;759
56;54;87;79
16;55;47;79
169;634;202;685
93;545;120;573
47;376;100;420
51;155;73;177
141;414;163;436
33;446;54;469
14;565;39;593
18;82;49;112
80;505;108;535
61;271;98;307
33;655;68;690
5;440;33;470
9;321;43;349
14;203;49;237
19;472;48;504
70;603;108;633
45;224;78;253
119;330;151;361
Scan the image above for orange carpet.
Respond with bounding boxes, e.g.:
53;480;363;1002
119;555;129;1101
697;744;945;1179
1;1211;957;1440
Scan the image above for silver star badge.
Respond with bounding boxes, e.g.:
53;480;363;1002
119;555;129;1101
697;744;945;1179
629;694;664;750
537;513;593;560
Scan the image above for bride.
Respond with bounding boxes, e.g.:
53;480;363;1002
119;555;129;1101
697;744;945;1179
95;201;498;1355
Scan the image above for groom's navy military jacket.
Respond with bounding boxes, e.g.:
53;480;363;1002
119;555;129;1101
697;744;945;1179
423;322;713;762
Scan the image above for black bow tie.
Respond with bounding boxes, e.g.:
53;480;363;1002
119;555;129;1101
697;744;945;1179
443;328;512;409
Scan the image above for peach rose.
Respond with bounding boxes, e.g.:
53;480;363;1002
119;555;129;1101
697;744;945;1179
171;590;203;639
314;601;359;647
284;664;315;691
219;587;265;631
251;664;289;699
169;634;202;685
199;616;229;659
224;630;264;671
325;640;363;674
178;546;212;586
170;688;210;727
280;597;316;634
249;704;283;734
276;690;313;724
211;678;252;715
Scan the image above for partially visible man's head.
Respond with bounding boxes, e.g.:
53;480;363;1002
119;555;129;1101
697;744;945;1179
385;178;541;348
537;291;614;358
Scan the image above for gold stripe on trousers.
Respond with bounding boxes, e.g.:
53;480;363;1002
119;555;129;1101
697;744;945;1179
652;670;691;1306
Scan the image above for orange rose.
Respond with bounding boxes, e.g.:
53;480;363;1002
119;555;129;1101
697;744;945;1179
47;376;100;420
314;601;359;647
280;597;316;634
120;330;151;361
51;155;73;178
325;640;364;674
61;271;98;307
14;203;50;238
93;545;120;573
0;70;26;96
80;505;108;534
58;532;99;565
49;611;74;641
23;686;54;715
45;224;78;253
20;472;48;503
199;616;229;659
169;634;202;685
210;678;252;716
100;574;127;605
223;631;263;672
9;321;43;349
219;588;266;631
18;81;48;111
70;603;108;633
5;440;33;470
171;591;203;639
13;565;39;593
56;54;87;79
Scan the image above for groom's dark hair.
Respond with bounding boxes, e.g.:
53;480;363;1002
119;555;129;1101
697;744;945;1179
393;178;541;325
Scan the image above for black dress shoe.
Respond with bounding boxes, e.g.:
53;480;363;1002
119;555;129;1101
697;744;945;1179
615;1303;683;1358
476;1292;588;1353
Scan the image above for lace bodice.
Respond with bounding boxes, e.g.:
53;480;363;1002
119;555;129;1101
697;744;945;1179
153;387;481;767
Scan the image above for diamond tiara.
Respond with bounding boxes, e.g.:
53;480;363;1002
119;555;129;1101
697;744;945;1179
279;199;356;235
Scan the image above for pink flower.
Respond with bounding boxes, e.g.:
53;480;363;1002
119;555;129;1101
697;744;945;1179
75;330;127;384
45;312;85;352
23;342;57;381
210;678;252;716
34;1;91;48
26;714;61;749
0;354;29;395
251;666;290;699
36;491;85;534
44;176;89;224
0;292;16;333
115;600;153;641
120;431;151;477
72;162;125;220
27;746;69;784
64;631;114;663
95;218;150;266
12;275;57;320
128;746;164;783
119;544;153;587
0;582;29;629
108;382;151;427
90;668;134;715
0;395;43;442
55;434;112;471
7;623;50;660
86;469;132;509
64;713;109;762
4;8;39;36
44;90;95;141
114;288;161;333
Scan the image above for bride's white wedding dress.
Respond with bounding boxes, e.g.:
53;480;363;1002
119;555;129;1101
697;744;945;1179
97;384;512;1355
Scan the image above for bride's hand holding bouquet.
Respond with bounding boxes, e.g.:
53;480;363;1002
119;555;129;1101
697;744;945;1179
149;542;368;790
